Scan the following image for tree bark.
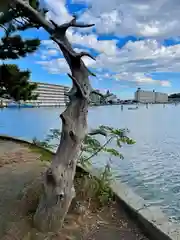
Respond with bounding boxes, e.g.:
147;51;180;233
34;98;88;232
9;0;96;232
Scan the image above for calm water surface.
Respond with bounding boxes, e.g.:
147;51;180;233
0;104;180;222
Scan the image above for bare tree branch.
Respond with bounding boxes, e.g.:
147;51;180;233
51;36;96;62
77;51;96;61
51;15;94;31
91;90;105;98
13;17;24;25
11;0;54;33
72;23;95;28
88;70;96;77
67;73;88;98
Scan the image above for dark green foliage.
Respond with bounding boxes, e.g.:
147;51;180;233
75;166;115;207
0;35;40;60
0;1;43;101
0;0;47;30
0;0;42;61
93;164;115;206
0;64;38;101
33;125;135;167
168;93;180;99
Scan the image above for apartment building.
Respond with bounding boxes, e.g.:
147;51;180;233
27;82;70;107
134;88;168;103
155;92;168;103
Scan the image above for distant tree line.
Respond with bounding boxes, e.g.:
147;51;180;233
168;93;180;99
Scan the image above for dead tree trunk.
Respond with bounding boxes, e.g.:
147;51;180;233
34;98;88;232
9;0;96;232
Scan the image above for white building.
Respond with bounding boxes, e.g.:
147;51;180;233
134;89;155;103
155;92;168;103
134;88;168;103
105;94;118;104
27;82;70;107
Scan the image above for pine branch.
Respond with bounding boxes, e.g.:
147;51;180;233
0;24;8;33
76;51;96;61
88;70;96;77
13;18;23;25
0;35;40;60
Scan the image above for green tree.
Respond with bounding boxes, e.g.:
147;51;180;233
0;33;40;60
168;93;180;99
0;64;38;101
0;0;45;101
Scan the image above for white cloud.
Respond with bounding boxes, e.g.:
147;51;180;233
42;31;118;56
47;49;59;56
37;0;180;88
67;30;118;55
44;0;72;24
91;39;180;74
40;55;47;60
73;0;180;38
97;72;171;87
40;50;59;60
36;57;69;74
39;38;176;87
161;81;171;87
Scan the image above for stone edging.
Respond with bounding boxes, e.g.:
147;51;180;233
0;134;180;240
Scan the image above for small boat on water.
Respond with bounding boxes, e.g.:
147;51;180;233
128;106;138;110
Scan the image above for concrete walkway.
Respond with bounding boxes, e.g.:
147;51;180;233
0;139;150;240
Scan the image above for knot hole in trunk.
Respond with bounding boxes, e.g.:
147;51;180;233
69;130;76;142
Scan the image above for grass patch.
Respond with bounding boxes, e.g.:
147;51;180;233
28;144;53;162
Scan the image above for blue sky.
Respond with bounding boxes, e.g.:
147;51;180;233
3;0;180;99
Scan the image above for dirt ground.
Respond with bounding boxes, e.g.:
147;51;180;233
0;139;150;240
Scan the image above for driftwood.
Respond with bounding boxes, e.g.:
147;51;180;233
7;0;97;232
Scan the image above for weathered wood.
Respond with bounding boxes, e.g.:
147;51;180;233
9;0;94;232
34;99;88;231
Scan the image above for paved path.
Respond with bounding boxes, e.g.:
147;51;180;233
0;139;150;240
0;140;43;239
